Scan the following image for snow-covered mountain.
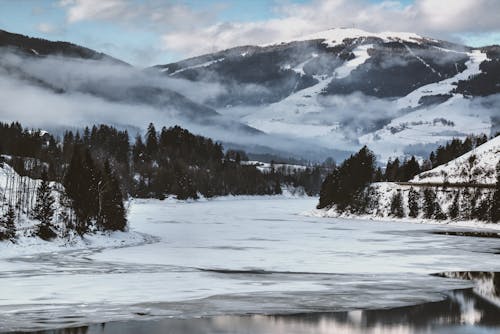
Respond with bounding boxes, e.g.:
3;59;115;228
1;27;498;161
155;28;500;161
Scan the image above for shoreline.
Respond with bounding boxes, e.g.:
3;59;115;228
304;208;500;231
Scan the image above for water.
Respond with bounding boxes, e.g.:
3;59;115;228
1;197;499;332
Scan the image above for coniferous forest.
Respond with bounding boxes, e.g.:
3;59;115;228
0;121;330;241
318;135;500;223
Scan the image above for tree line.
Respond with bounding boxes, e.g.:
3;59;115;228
0;121;332;241
377;134;489;183
318;136;500;223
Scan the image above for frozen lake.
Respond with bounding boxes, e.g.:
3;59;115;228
1;197;500;332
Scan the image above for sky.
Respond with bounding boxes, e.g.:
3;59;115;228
0;0;499;67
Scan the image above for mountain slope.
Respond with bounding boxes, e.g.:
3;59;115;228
0;28;262;133
0;29;125;63
154;28;498;161
412;135;500;184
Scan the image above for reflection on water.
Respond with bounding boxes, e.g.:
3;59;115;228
437;271;500;307
28;272;500;334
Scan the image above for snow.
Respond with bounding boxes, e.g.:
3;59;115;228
360;94;493;161
334;44;373;79
167;58;224;76
314;136;499;225
308;181;499;230
1;196;500;331
0;162;150;257
265;28;428;48
358;49;492;162
412;135;500;184
240;44;374;140
241;160;309;173
241;73;338;138
396;50;487;109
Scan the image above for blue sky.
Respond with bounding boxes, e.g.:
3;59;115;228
0;0;499;66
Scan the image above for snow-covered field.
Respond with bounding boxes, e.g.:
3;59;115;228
1;197;500;332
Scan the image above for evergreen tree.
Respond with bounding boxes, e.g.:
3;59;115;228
401;156;420;181
274;179;282;195
385;158;400;181
145;123;158;158
423;188;437;219
460;188;473;220
448;191;460;220
491;162;500;223
390;191;405;218
32;171;56;240
408;187;420;218
318;146;376;210
0;205;16;241
474;194;491;221
63;146;98;234
98;161;127;231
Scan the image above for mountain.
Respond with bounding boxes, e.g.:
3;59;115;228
0;29;126;63
155;28;500;161
0;29;227;126
0;27;498;162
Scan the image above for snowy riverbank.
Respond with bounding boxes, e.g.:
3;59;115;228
305;207;500;231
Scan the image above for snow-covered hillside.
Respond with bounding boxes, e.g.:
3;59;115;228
314;135;499;223
360;95;493;161
156;27;498;161
0;161;142;249
412;135;500;184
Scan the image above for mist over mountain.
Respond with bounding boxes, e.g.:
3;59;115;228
1;27;498;162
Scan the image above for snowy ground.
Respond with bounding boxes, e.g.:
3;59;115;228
1;197;500;332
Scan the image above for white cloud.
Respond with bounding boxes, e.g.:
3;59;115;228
36;22;60;34
58;0;216;29
161;0;500;57
57;0;500;59
58;0;131;23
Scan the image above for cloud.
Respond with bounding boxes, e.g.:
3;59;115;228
0;48;352;160
56;0;499;60
160;0;500;57
58;0;130;23
58;0;217;30
36;22;60;34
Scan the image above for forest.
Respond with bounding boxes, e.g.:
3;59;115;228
318;135;500;223
0;121;330;241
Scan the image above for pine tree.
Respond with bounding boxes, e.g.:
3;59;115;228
63;146;99;234
390;191;405;218
145;123;158;158
460;188;473;220
274;179;282;195
318;146;376;210
33;171;57;240
408;187;420;218
423;188;437;219
448;191;460;220
98;161;127;231
0;205;16;241
32;172;55;224
491;162;500;223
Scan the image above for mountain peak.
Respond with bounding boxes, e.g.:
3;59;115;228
265;27;430;47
